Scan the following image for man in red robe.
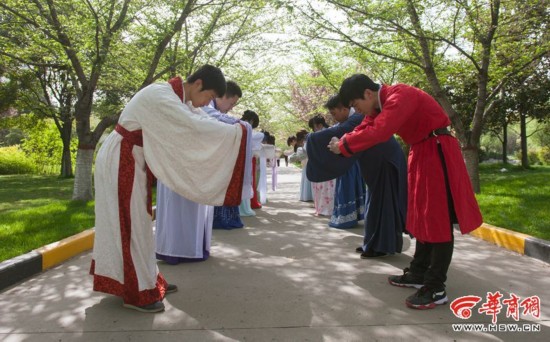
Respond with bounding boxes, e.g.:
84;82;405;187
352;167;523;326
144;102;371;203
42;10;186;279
328;74;482;310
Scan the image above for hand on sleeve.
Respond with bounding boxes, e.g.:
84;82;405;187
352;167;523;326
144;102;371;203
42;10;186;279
328;137;341;154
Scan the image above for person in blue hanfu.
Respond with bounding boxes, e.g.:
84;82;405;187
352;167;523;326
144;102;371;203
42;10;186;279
289;129;313;202
306;94;408;259
323;95;366;229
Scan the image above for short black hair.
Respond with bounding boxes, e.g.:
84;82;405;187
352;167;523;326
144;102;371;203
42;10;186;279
287;136;296;146
241;109;259;128
296;129;308;142
262;131;275;145
308;115;328;130
338;74;380;107
324;94;346;109
226;80;242;98
187;64;226;98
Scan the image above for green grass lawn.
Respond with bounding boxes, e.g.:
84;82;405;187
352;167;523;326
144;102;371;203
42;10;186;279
0;175;95;262
476;163;550;241
0;164;548;262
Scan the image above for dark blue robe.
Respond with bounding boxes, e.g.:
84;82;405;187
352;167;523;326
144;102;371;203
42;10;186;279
306;113;408;254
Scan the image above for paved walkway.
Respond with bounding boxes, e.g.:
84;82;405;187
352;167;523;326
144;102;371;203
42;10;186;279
0;167;548;341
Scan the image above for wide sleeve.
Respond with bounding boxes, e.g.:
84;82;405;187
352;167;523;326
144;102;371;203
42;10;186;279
125;83;245;206
306;113;363;182
339;86;419;157
289;146;307;163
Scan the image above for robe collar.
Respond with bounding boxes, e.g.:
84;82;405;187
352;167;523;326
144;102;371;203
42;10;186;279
167;76;202;114
378;84;384;111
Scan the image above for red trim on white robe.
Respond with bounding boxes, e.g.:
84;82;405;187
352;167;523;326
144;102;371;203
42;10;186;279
90;124;168;306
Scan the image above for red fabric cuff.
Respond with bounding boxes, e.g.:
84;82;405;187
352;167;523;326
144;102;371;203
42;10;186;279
339;136;353;157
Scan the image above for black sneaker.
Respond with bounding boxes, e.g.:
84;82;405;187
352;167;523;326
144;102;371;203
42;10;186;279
355;246;364;253
405;286;448;310
360;250;387;258
166;284;178;294
123;301;165;313
388;268;424;289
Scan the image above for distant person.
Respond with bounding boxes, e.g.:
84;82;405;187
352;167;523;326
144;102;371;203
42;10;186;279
289;129;313;202
244;110;264;210
239;110;263;217
329;74;482;309
91;65;247;313
283;136;297;167
308;115;335;216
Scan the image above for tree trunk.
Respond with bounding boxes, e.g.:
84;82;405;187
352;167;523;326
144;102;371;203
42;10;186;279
520;112;528;168
463;146;481;193
502;120;508;164
60;121;73;178
60;143;73;177
72;148;95;201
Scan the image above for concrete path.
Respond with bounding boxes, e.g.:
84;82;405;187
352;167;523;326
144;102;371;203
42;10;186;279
1;167;548;341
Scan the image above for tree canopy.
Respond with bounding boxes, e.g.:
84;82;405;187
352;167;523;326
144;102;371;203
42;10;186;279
1;0;548;194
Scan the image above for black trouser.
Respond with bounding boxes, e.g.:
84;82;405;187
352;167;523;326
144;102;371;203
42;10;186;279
409;142;458;291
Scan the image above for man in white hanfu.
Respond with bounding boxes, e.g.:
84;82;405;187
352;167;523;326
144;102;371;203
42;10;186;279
91;65;247;313
155;80;244;263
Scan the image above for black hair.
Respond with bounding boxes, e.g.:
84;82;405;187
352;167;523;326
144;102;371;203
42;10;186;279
324;94;346;109
295;129;309;152
226;80;242;98
287;135;296;146
262;130;270;143
241;109;259;128
261;131;276;145
308;115;329;130
296;129;308;142
338;74;380;107
187;64;226;98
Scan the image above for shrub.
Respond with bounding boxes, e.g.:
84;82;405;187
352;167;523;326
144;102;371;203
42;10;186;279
21;119;78;175
538;147;550;165
528;150;541;165
0;146;35;174
514;149;542;165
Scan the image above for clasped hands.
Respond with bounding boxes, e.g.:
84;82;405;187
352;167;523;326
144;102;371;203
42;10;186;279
327;137;341;154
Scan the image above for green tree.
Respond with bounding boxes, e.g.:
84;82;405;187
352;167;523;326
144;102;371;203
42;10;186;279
1;0;282;200
290;0;549;192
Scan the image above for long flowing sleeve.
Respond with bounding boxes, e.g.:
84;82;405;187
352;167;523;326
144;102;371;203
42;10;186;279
289;146;307;163
120;83;245;206
201;104;254;200
338;86;419;156
306;113;363;182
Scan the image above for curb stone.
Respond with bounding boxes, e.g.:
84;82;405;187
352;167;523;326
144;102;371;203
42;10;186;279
1;222;548;292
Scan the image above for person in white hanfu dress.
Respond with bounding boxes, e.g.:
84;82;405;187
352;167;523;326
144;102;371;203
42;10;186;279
91;65;247;313
289;130;313;202
238;110;263;216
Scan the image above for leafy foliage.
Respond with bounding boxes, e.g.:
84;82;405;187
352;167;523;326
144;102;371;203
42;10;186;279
0;146;35;174
20;118;77;174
